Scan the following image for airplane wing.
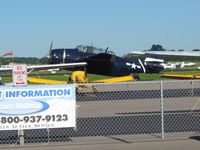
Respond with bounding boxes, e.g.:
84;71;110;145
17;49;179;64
131;51;200;57
0;62;87;72
145;51;200;56
130;51;146;55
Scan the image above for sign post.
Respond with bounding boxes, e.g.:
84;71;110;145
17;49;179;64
11;63;28;145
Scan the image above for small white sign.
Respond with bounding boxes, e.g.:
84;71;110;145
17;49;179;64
12;64;27;86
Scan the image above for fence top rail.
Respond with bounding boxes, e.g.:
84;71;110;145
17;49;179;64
77;79;200;86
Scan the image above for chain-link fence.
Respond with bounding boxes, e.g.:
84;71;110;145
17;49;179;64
0;80;199;147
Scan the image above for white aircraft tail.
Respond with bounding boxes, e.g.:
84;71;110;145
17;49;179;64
180;62;185;68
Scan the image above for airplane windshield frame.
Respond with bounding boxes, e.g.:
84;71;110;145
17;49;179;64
76;45;115;55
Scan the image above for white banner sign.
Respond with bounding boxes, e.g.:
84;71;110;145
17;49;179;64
0;84;76;130
12;63;27;86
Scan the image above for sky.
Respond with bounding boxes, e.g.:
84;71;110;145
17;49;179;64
0;0;200;57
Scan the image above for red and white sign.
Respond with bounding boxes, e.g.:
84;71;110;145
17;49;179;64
12;64;27;86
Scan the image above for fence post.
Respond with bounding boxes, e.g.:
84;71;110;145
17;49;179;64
191;80;194;96
160;80;165;139
19;129;24;146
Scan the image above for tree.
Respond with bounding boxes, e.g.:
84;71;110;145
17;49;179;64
192;49;200;51
150;44;165;51
39;57;48;64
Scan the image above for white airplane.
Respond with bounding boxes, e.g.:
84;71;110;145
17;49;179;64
131;51;197;69
180;62;196;67
0;62;87;73
131;50;200;57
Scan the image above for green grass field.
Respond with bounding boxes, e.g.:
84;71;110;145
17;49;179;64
2;69;200;84
1;71;112;84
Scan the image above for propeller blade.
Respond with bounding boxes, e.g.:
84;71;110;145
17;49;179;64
47;40;53;58
49;40;53;51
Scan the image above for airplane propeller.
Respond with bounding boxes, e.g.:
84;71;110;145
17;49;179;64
49;40;53;52
46;40;53;58
105;47;109;53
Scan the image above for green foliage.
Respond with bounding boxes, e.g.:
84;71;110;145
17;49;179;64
1;57;48;65
2;76;12;83
150;44;165;51
15;57;40;64
192;49;200;51
39;57;48;64
160;55;200;62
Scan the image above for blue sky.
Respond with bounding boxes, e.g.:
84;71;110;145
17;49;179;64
0;0;200;57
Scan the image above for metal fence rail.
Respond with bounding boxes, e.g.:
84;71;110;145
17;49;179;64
0;80;199;146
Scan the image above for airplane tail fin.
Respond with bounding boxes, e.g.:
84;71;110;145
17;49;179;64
180;62;185;68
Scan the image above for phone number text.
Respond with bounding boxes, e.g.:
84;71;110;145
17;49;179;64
0;114;68;124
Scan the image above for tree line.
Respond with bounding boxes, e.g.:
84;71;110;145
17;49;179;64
147;44;200;51
0;57;48;65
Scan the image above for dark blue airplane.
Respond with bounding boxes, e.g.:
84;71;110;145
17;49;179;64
48;45;164;76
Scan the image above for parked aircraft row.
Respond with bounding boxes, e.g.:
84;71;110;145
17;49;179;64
131;50;197;69
145;58;196;69
131;50;200;57
0;45;198;79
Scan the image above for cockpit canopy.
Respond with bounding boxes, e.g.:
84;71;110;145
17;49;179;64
76;45;115;55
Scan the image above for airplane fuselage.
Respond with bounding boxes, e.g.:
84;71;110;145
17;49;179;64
48;48;164;76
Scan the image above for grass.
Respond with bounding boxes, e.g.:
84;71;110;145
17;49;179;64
1;72;112;84
137;73;162;81
2;70;200;84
